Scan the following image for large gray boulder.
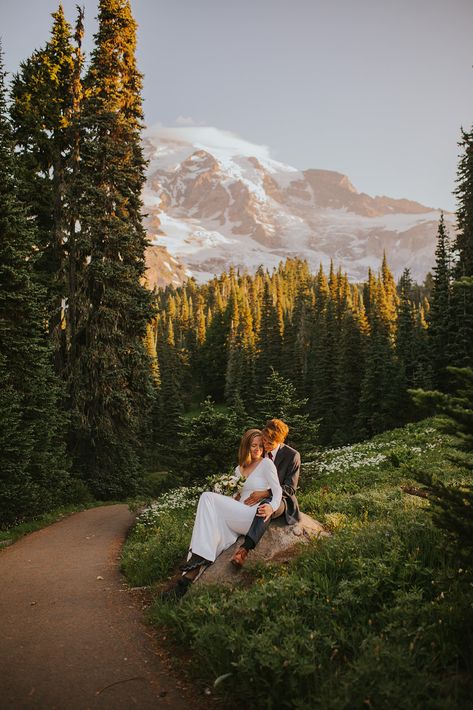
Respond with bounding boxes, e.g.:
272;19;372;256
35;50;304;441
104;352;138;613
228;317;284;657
193;512;329;589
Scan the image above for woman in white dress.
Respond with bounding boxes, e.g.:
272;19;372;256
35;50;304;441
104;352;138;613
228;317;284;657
165;429;282;598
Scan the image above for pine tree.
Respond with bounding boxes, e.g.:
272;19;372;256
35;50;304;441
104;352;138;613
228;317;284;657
309;293;339;444
253;369;319;455
283;278;313;396
363;268;377;324
11;6;78;373
395;268;429;421
450;277;473;370
427;214;454;390
189;294;207;398
145;320;160;387
65;7;86;378
381;251;399;334
178;397;241;483
334;301;368;443
449;128;473;370
195;295;206;346
357;275;405;438
328;260;338;302
396;269;417;387
255;278;283;389
68;0;154;497
144;317;161;469
410;367;473;565
153;319;184;462
0;50;70;524
454;127;473;277
224;287;241;404
375;270;395;335
411;302;433;390
199;301;228;402
225;291;255;408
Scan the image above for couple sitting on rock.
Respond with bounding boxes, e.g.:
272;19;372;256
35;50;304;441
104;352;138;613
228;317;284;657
165;418;301;599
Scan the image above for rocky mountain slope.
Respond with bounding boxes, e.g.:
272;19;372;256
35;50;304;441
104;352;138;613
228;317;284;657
142;125;454;287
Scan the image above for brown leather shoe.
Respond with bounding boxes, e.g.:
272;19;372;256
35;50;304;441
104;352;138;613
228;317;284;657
230;546;248;568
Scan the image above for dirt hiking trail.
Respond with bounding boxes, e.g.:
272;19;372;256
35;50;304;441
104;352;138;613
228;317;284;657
0;504;215;709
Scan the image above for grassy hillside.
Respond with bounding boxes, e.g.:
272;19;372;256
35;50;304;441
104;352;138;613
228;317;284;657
121;418;472;709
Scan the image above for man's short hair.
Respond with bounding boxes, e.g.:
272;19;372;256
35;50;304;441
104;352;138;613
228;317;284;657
262;418;289;444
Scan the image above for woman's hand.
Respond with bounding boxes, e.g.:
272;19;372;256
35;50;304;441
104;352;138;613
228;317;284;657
256;503;273;522
244;489;270;506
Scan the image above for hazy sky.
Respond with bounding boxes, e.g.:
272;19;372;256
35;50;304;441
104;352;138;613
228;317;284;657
1;0;472;211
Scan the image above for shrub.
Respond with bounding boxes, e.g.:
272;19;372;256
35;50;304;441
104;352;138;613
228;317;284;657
176;397;241;482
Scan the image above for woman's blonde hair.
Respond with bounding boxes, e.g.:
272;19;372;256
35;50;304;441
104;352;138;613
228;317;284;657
262;418;289;444
238;429;263;468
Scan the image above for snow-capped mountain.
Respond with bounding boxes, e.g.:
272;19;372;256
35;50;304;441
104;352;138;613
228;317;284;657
143;125;454;286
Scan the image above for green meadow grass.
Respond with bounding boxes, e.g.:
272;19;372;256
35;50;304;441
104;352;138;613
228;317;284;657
121;418;473;708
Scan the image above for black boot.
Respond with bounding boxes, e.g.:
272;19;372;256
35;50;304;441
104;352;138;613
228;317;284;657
179;553;211;572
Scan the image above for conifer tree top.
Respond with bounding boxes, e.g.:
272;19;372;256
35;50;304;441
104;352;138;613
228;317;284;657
87;0;143;120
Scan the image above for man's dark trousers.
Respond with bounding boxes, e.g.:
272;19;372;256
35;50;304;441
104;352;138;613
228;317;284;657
245;498;286;547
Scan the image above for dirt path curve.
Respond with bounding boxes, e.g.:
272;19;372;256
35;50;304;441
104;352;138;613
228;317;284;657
0;505;206;710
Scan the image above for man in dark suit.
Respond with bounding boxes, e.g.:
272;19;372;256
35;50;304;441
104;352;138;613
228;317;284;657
230;418;301;567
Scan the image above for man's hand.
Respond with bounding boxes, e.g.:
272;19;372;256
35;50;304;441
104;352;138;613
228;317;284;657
244;489;270;506
256;503;273;522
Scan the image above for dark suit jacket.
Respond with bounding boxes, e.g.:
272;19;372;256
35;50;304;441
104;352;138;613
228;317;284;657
271;443;301;525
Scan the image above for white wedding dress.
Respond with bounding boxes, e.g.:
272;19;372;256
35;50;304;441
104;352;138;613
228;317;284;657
188;458;282;562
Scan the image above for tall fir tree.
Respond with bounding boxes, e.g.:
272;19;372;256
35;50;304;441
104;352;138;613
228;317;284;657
396;268;418;387
357;273;405;438
224;287;241;404
199;289;228;402
395;268;430;420
411;367;473;565
253;369;319;456
11;6;78;373
381;251;399;335
450;276;473;370
283;278;313;397
69;0;154;497
178;397;241;483
307;265;341;444
334;298;368;444
309;292;339;444
363;267;377;324
0;50;69;524
427;213;454;390
450;128;473;369
66;7;86;380
225;291;255;409
145;319;160;387
411;301;432;389
153;318;184;462
454;127;473;277
255;278;283;390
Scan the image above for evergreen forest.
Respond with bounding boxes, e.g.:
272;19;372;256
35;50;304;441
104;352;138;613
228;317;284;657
1;2;473;707
0;0;472;536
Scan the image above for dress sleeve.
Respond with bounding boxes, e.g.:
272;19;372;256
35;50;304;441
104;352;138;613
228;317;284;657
264;459;282;512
